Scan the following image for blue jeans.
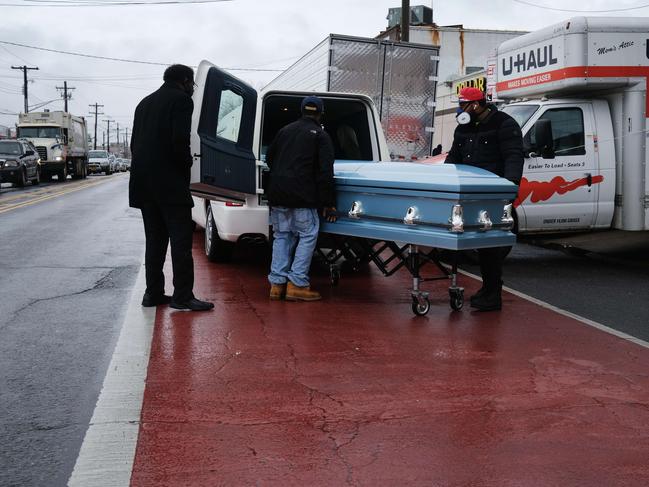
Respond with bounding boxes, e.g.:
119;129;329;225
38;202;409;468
268;207;320;288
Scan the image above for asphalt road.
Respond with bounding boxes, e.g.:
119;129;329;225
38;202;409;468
0;173;144;487
452;240;649;341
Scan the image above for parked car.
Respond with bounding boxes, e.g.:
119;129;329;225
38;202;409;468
121;158;131;171
0;139;41;187
88;149;112;175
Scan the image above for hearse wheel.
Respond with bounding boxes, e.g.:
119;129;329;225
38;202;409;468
205;204;234;263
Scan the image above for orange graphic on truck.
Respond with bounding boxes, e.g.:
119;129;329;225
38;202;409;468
514;175;604;207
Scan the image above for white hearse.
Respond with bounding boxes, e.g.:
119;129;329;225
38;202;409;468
190;61;390;261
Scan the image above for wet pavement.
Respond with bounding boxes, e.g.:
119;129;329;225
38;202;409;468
2;173;649;486
0;174;144;487
130;237;649;486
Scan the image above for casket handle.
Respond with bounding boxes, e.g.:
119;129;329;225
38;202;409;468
404;206;420;225
478;210;493;231
348;201;364;219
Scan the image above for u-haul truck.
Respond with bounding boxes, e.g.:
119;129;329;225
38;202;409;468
493;17;649;234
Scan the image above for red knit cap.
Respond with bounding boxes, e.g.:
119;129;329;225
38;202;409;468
458;87;486;103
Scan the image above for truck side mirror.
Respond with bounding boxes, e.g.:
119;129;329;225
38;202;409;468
534;119;555;159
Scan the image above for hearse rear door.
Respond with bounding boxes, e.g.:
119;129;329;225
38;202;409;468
190;61;258;203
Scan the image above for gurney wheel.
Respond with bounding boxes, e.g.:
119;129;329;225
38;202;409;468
411;296;430;316
329;265;340;286
449;288;464;311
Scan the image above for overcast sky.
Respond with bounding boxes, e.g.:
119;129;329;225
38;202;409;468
0;0;646;139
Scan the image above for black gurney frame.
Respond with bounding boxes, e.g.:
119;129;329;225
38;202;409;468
315;234;465;316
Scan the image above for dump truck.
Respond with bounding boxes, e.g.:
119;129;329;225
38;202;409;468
17;110;89;181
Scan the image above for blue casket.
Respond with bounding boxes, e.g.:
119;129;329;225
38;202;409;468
320;162;518;251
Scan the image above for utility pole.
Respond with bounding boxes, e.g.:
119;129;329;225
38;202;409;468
116;123;120;153
102;131;105;150
401;0;410;42
11;65;39;113
89;103;104;150
103;119;111;152
124;127;129;151
56;81;75;112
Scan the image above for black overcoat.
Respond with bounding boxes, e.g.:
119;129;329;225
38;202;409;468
129;82;194;208
445;105;524;185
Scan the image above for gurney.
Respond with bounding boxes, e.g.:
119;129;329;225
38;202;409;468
317;162;518;316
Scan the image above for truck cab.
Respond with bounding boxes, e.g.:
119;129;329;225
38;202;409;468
190;61;389;261
502;98;616;233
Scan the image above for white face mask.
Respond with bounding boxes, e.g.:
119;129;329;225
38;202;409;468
456;111;472;125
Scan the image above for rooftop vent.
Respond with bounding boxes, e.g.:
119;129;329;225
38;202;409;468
387;5;433;29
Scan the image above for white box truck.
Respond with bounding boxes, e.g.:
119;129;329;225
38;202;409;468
492;17;649;236
264;34;439;161
17;110;89;181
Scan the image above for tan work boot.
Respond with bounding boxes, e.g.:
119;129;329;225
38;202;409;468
269;283;287;301
285;281;322;302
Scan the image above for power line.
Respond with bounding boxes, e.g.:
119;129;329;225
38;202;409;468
0;0;233;6
29;98;60;111
0;40;285;71
512;0;649;12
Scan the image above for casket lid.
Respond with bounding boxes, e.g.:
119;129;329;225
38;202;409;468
334;162;517;195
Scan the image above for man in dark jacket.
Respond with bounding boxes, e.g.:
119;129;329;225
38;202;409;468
266;96;336;302
445;87;524;311
130;64;213;311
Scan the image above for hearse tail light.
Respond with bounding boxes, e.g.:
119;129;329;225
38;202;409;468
449;205;464;233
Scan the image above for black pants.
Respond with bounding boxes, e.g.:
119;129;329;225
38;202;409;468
477;246;511;291
140;203;194;302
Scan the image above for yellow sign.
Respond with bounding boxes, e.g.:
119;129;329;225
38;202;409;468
454;77;486;95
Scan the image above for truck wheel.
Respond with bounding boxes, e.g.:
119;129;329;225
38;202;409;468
72;161;82;180
205;204;234;263
58;166;67;182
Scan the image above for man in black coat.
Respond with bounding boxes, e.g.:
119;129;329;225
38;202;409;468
445;87;524;311
266;96;337;302
130;64;213;311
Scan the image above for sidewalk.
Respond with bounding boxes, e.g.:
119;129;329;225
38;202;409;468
130;236;649;486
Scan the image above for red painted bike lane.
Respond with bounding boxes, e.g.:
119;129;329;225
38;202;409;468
130;237;649;486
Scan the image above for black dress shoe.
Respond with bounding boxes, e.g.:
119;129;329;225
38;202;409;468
470;290;502;312
170;297;214;311
469;287;486;305
141;294;172;307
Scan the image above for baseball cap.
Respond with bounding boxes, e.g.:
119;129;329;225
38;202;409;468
301;95;324;114
458;87;486;103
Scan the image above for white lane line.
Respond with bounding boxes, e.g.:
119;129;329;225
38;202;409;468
68;263;155;487
458;269;649;350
